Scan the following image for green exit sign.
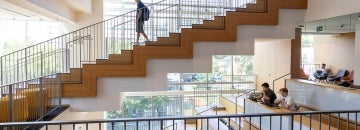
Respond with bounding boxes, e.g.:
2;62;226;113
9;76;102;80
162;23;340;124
316;26;323;32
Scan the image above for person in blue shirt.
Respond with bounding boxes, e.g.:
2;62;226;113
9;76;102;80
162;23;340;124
135;0;150;44
313;63;328;80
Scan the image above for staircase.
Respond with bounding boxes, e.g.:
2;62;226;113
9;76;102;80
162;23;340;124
61;0;307;97
0;0;307;98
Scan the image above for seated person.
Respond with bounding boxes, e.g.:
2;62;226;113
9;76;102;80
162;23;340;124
274;88;299;111
256;83;277;106
313;63;329;80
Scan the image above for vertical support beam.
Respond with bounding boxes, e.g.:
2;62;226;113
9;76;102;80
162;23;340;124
354;24;360;85
291;28;302;79
9;85;13;122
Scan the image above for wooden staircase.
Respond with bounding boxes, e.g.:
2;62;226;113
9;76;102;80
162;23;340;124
35;0;307;97
145;33;181;46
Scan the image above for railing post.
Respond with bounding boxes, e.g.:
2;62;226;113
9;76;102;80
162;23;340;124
57;74;62;107
24;48;28;82
40;52;43;76
39;77;44;120
289;115;294;130
235;97;238;114
8;85;13;122
176;0;181;32
0;56;2;85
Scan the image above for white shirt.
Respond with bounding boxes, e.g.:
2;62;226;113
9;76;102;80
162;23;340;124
276;94;296;110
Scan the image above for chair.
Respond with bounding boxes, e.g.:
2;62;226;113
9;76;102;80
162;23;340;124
338;70;353;87
340;70;353;82
327;69;347;82
299;68;309;79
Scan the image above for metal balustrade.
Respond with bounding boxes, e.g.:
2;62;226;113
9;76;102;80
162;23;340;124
0;0;267;124
0;0;266;86
1;110;359;130
115;96;196;118
0;77;62;123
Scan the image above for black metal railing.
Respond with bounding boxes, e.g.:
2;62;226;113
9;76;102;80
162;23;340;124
1;110;359;130
196;105;219;116
0;0;267;86
0;0;268;123
272;73;291;91
0;77;61;123
235;89;255;114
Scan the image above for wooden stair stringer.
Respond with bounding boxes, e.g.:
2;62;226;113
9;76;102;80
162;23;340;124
145;33;181;46
61;0;307;97
96;50;133;64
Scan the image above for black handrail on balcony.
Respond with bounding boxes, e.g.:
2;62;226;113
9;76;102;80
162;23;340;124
163;122;177;130
1;110;359;130
272;73;291;91
235;89;255;114
196;105;219;116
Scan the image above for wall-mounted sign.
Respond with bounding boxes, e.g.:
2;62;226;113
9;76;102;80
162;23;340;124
316;26;323;32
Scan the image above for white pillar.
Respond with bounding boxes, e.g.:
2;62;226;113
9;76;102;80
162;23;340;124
0;19;4;56
354;24;360;85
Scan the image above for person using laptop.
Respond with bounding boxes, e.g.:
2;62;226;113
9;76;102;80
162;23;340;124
256;83;277;106
274;88;300;111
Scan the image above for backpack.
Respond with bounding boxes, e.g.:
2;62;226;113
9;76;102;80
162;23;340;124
143;7;150;21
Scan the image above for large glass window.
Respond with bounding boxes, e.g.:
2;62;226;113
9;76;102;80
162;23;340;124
167;55;254;91
301;35;315;74
0;20;64;56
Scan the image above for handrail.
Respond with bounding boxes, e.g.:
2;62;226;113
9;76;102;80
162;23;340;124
163;122;177;130
272;73;291;91
1;0;267;123
1;0;267;86
1;110;360;126
235;89;255;114
196;105;219;116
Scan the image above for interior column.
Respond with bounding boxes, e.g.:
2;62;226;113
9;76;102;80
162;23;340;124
354;24;360;85
291;28;302;79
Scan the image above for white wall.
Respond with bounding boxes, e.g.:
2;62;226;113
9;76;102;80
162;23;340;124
64;0;103;31
313;33;355;75
62;9;306;112
254;39;291;92
355;24;360;85
41;109;105;130
305;0;360;22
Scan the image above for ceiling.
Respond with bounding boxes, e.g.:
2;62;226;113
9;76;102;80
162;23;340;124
0;0;92;22
0;0;51;21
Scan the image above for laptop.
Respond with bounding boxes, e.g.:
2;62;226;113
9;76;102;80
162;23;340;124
248;95;262;102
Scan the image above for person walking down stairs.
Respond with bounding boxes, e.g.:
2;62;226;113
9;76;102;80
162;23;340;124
135;0;150;45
